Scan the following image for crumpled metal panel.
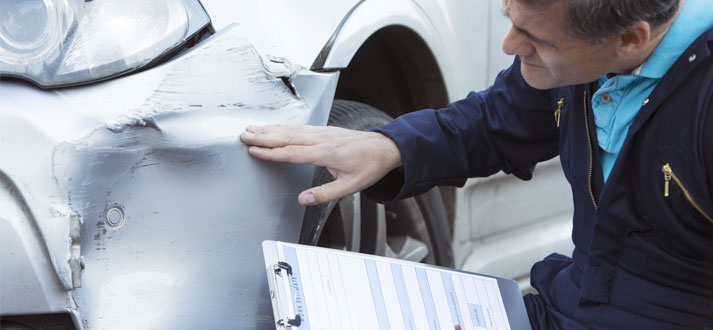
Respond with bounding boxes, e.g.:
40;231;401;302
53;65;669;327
0;24;337;329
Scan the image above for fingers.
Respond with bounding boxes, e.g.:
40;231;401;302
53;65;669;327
246;124;322;134
241;125;315;148
298;177;366;205
240;125;399;206
247;144;332;165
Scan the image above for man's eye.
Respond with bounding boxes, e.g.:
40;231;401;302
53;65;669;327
528;36;554;48
530;37;545;45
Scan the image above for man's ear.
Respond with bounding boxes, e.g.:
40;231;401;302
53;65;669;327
616;21;652;56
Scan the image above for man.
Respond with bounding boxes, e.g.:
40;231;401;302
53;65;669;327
241;0;713;328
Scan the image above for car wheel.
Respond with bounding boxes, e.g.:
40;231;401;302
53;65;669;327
299;100;454;267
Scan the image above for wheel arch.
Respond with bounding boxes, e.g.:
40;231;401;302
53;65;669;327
312;0;453;114
332;25;449;117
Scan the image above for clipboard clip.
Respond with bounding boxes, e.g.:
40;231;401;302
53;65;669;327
277;315;301;327
271;262;302;328
275;261;292;276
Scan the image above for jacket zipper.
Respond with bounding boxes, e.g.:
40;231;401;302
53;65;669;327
583;91;598;209
554;98;564;127
661;163;713;224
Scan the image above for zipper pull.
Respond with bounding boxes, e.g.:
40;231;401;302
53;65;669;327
554;98;564;127
662;163;672;197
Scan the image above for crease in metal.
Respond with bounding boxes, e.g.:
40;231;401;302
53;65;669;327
0;23;338;329
106;27;307;133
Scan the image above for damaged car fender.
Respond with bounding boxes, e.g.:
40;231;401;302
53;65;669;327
0;25;338;329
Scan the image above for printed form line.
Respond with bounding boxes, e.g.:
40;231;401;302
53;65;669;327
329;253;354;330
365;260;391;330
416;268;440;330
441;273;464;328
391;264;416;330
317;252;342;329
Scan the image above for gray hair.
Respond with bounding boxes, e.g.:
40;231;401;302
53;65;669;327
518;0;681;42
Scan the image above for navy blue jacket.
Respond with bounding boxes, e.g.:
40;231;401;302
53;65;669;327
368;27;713;329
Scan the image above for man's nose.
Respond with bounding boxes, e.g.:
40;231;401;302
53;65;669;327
502;26;534;57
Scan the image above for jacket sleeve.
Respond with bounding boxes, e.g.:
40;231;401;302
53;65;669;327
365;56;560;203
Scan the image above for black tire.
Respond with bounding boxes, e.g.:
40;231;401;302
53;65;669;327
0;314;75;330
299;100;454;267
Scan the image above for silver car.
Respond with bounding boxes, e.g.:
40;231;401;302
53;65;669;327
0;0;572;329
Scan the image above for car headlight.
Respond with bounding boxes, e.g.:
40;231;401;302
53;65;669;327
0;0;210;88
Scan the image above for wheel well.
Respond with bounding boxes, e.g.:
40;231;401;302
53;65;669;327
333;25;449;117
333;26;456;232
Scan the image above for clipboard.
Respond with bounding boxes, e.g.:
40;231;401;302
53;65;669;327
262;240;532;330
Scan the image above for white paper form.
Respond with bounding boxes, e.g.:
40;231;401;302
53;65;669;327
272;241;511;330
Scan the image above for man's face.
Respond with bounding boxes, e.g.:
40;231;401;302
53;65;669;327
502;0;620;89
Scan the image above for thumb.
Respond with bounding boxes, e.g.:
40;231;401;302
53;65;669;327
298;178;362;205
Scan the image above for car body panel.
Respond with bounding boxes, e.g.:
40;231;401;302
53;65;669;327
0;177;71;314
453;158;575;292
199;0;360;69
0;25;338;329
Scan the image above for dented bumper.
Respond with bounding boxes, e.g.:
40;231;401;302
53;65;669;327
0;25;337;329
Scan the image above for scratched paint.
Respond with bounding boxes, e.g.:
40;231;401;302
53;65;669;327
106;29;308;132
0;24;338;329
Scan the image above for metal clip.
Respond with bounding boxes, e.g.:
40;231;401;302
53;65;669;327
270;262;301;328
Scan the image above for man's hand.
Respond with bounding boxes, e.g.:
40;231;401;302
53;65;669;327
240;124;402;205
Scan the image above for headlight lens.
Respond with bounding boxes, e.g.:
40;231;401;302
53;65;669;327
0;0;210;87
